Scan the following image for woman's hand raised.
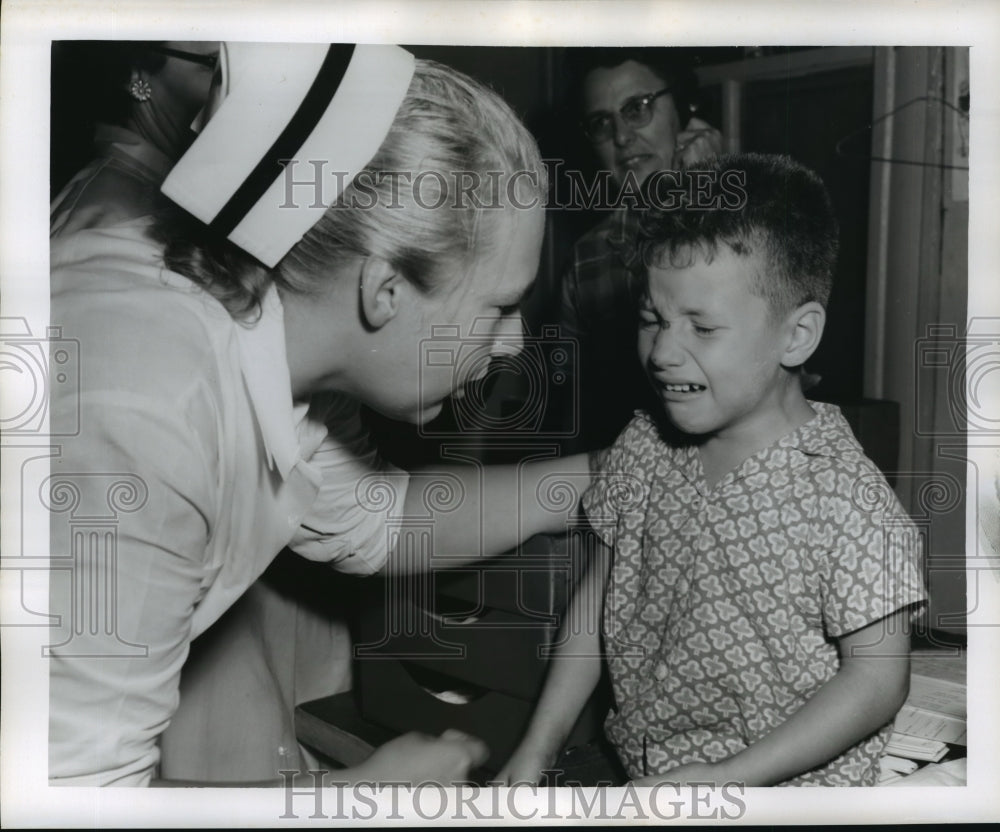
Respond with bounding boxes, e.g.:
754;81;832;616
671;117;723;168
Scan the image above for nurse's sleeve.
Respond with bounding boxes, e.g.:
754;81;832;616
48;393;216;786
289;395;408;575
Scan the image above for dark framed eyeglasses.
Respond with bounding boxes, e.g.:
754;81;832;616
581;87;673;143
147;44;219;69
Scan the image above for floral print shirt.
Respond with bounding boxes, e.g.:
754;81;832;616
583;402;927;786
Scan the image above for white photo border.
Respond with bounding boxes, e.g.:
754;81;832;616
2;0;998;826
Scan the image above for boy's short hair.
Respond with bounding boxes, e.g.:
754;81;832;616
626;152;839;316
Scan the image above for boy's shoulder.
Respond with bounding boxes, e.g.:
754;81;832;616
617;409;676;452
786;402;909;514
602;404;896;495
592;409;676;473
795;402;878;470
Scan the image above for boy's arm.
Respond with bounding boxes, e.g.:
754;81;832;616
634;610;912;787
498;539;612;784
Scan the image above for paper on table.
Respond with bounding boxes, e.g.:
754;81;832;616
906;673;966;719
427;688;477;704
894;703;967;745
880;754;919;775
882;757;966;787
884;732;949;761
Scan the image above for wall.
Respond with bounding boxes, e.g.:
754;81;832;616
865;47;970;635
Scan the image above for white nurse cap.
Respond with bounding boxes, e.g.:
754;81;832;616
161;43;415;268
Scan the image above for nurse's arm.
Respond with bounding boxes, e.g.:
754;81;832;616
152;729;488;787
386;452;591;573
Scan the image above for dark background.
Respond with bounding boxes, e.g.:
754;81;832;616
50;44;875;461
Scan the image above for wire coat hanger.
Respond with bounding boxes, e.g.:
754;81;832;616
835;95;970;171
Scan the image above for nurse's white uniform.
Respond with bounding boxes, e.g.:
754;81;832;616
48;220;406;785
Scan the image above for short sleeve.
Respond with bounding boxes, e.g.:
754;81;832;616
289;395;408;575
818;470;928;637
48;392;217;786
580;415;653;549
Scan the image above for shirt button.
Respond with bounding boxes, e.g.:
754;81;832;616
653;663;668;682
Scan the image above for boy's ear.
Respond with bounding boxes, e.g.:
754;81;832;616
781;301;826;369
358;256;404;330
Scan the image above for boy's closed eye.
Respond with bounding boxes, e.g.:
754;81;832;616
638;308;660;328
638;306;718;337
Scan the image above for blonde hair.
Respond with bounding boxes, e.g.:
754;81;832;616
158;59;546;320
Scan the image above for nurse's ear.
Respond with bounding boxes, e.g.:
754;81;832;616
358;256;404;330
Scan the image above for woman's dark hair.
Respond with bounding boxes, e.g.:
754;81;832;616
52;41;167;126
51;41;168;193
564;47;701;124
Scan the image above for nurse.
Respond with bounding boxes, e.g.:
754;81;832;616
48;43;587;786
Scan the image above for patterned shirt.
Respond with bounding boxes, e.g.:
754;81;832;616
583;403;927;786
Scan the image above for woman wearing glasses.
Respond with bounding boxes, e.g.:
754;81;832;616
51;41;219;237
553;48;722;453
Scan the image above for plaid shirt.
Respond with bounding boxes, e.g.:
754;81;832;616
557;209;658;452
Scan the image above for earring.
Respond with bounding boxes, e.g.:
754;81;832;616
127;77;152;103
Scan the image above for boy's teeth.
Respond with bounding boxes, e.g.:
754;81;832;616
665;383;705;393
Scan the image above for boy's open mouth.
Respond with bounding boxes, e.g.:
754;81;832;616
663;383;706;393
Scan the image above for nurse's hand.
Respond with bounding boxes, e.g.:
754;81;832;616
354;729;489;785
